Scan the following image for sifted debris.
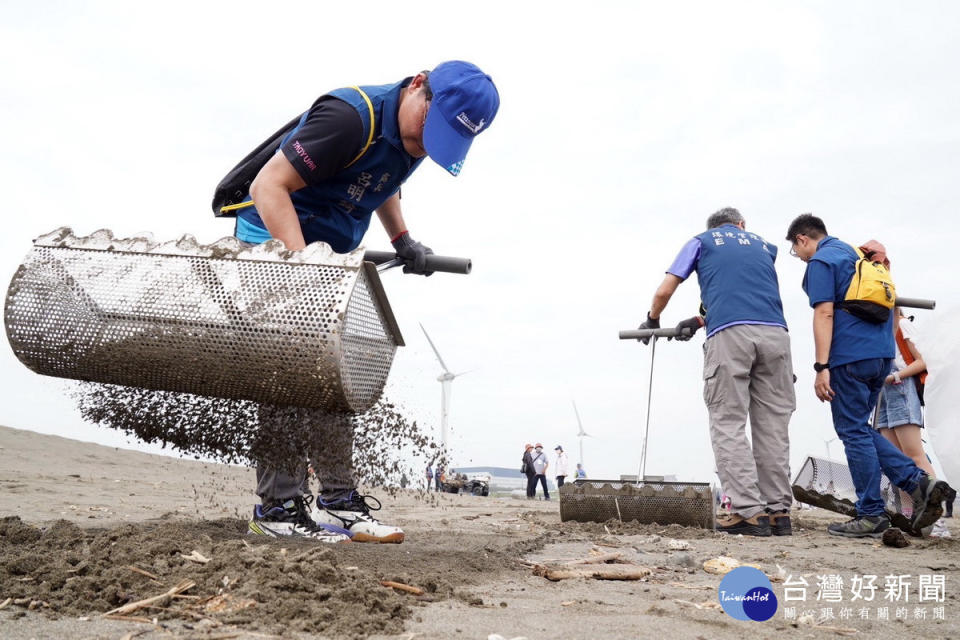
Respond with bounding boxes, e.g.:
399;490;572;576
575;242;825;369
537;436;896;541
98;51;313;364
71;382;446;494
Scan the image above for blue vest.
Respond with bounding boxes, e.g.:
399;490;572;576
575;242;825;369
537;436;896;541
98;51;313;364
694;225;787;335
237;80;424;252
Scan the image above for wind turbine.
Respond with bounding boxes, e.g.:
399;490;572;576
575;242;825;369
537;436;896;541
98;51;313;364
420;323;471;451
572;400;593;468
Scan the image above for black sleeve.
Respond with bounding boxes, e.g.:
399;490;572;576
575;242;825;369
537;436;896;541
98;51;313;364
280;95;365;185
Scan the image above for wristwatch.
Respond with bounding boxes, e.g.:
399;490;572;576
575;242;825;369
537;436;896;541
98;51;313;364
813;362;829;373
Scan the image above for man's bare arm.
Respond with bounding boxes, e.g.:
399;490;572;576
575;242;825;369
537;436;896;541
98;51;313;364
649;274;684;319
376;193;407;240
813;301;835;402
249;152;308;251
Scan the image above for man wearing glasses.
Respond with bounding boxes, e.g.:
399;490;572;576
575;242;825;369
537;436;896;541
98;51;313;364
213;61;500;542
786;213;953;538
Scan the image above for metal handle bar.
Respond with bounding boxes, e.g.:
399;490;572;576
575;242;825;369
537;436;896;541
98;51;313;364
363;250;472;275
619;327;692;340
620;296;935;341
896;297;935;310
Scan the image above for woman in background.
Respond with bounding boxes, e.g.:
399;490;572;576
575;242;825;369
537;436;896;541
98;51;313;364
874;308;949;537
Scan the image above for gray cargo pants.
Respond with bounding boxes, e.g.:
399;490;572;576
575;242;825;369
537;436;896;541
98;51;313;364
254;405;356;504
703;324;795;519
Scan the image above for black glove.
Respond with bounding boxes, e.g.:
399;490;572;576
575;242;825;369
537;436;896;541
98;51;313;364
674;316;704;341
637;312;660;344
391;231;434;276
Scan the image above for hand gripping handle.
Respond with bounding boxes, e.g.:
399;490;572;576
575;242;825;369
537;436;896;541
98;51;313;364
363;250;472;275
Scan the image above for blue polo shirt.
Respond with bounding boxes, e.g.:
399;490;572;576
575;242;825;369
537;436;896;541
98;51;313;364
668;225;787;338
802;236;894;366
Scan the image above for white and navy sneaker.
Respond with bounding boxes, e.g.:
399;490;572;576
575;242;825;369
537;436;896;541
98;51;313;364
931;519;951;538
249;495;352;543
312;491;405;544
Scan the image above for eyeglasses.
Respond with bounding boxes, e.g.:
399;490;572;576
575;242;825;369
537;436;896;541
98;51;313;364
789;236;802;258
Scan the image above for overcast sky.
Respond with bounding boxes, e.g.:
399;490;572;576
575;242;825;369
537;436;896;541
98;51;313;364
2;2;958;486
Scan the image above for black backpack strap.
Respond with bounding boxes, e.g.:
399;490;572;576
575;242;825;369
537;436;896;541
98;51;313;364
211;113;304;217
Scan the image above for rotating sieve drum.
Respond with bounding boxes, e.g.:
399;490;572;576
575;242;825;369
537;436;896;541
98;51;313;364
4;228;404;412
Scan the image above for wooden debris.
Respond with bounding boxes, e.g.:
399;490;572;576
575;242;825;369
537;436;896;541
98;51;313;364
180;550;211;564
592;540;622;549
566;551;625;566
127;565;161;581
533;564;652;581
146;603;219;623
672;598;721;610
380;580;425;596
0;598;11;610
668;582;712;591
104;613;154;624
103;579;196;617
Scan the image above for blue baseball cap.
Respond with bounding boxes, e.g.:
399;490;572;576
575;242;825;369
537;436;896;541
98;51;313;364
423;61;500;176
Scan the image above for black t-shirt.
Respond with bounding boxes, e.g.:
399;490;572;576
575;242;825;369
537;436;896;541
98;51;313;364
279;96;365;186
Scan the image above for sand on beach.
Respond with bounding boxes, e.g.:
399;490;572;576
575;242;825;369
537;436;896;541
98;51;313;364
1;424;958;640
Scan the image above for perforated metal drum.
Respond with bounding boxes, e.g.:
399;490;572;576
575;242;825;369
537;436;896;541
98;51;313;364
559;479;715;529
791;455;918;532
4;228;403;412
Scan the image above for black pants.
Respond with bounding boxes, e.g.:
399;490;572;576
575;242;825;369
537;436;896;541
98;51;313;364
525;473;537;498
556;475;566;488
535;474;550;500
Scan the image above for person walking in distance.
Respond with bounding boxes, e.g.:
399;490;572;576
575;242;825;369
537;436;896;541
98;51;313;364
522;444;536;499
531;443;550;500
554;445;570;488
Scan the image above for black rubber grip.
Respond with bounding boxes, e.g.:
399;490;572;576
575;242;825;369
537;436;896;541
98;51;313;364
363;251;472;275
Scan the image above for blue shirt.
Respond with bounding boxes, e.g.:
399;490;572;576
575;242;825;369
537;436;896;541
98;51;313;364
668;225;787;338
802;236;894;366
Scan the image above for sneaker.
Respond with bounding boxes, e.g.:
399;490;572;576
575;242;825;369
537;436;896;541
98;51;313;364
944;487;956;518
313;491;405;544
909;475;953;532
768;510;792;536
715;513;771;537
930;519;951;538
249;495;352;543
827;515;890;538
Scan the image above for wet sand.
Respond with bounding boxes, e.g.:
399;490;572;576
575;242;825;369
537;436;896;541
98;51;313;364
1;425;958;639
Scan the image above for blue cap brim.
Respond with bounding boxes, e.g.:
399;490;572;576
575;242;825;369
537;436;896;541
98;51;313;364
423;106;473;177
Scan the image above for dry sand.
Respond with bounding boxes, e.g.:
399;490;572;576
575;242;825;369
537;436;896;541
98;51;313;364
1;424;958;639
